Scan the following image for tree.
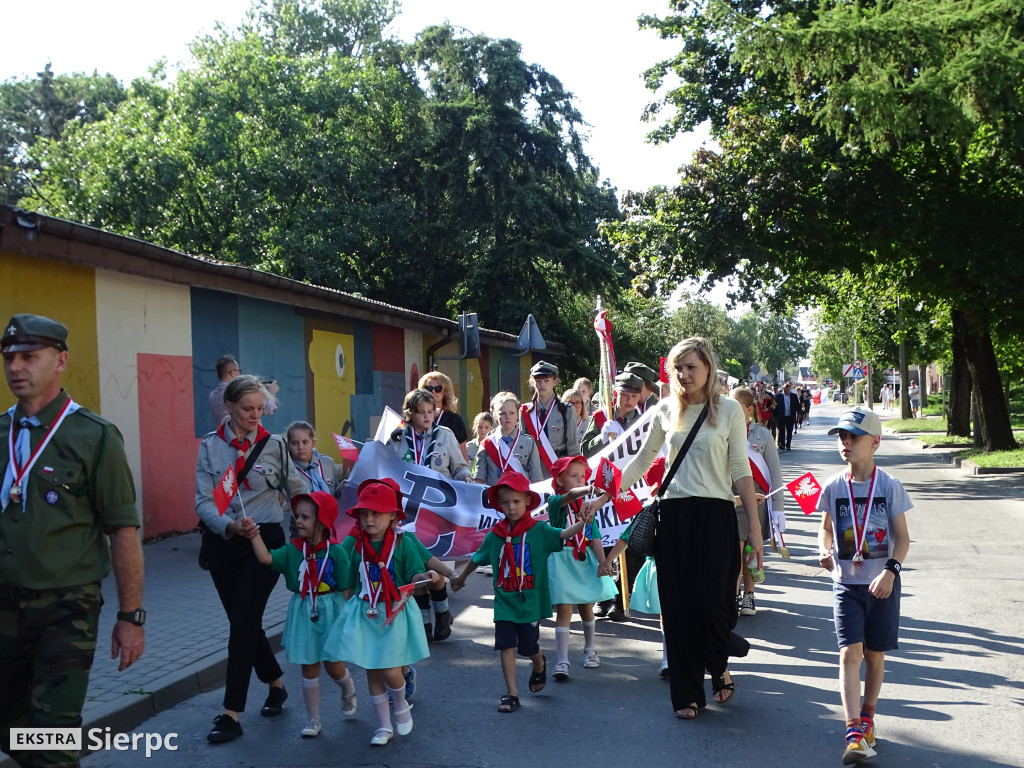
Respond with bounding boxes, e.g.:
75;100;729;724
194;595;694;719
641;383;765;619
1;63;125;204
610;0;1022;450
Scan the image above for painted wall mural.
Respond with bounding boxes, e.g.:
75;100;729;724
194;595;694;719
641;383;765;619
1;249;534;538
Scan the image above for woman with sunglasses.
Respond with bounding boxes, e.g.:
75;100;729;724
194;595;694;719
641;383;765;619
418;372;469;462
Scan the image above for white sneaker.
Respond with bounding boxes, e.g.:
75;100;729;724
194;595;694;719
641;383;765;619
370;727;393;746
300;719;322;738
341;689;357;717
739;592;756;616
583;650;600;668
553;661;570;681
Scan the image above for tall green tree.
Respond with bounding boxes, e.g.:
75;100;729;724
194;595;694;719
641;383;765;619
610;0;1022;450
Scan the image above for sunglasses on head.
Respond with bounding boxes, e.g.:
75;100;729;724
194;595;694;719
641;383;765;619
424;384;443;393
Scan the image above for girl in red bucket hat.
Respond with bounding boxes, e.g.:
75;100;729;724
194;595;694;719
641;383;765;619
546;455;617;682
250;491;357;738
321;479;445;746
451;470;593;713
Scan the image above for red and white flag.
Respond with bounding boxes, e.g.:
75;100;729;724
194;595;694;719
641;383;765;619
332;433;360;462
384;582;419;627
593;457;643;519
786;471;822;516
213;464;239;515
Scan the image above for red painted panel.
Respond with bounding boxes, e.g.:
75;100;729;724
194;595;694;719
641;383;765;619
138;353;201;537
372;324;405;372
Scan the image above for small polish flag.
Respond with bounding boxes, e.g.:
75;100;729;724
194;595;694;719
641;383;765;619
786;472;822;516
384;582;419;627
332;433;360;462
213;465;238;515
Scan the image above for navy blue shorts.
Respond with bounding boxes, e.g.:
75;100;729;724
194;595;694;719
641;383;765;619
833;579;901;652
494;620;540;656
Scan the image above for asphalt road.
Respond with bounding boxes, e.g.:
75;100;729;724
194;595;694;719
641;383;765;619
80;402;1024;768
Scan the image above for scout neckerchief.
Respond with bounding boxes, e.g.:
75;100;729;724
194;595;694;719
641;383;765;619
520;400;557;473
564;498;589;561
3;396;80;509
216;422;271;490
354;526;401;619
493;513;537;597
404;424;438;467
295;538;330;621
846;468;878;566
481;429;525;475
297;451;330;493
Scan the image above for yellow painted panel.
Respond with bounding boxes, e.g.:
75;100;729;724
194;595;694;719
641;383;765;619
465;357;484;419
309;328;356;441
0;251;100;411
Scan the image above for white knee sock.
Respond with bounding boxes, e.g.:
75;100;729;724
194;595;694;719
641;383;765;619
582;619;597;653
370;693;391;732
301;677;320;721
387;685;412;725
332;669;356;698
555;626;570;664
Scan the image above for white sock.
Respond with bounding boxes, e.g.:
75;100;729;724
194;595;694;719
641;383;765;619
582;620;597;653
370;693;391;732
432;597;450;613
301;677;320;721
555;626;570;664
332;669;356;697
387;685;412;725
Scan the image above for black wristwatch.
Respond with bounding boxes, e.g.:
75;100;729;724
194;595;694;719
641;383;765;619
116;608;147;626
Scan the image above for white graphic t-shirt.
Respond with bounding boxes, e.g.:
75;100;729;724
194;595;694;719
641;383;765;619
817;468;912;586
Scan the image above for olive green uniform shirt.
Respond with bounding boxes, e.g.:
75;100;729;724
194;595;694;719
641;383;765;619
0;389;139;590
581;406;642;458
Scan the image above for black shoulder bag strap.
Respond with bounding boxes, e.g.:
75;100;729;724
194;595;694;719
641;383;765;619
655;404;709;499
235;434;272;488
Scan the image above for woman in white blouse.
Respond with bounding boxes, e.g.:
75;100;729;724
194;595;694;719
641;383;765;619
587;338;761;720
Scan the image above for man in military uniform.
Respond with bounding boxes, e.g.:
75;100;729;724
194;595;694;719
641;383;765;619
623;361;660;413
581;372;645;458
0;314;145;768
521;361;579;475
579;372;646;621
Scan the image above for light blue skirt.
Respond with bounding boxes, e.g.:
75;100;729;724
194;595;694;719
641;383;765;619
281;591;345;665
548;548;618;605
323;595;430;670
629;558;661;616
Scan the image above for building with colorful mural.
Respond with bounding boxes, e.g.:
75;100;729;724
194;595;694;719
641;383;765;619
0;206;563;538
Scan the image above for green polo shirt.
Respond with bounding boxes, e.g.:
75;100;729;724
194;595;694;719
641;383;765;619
0;389;139;590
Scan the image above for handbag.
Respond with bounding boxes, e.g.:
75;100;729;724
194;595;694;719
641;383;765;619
198;433;271;570
627;404;709;558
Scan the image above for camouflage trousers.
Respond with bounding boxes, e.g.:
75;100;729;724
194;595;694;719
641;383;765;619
0;582;102;768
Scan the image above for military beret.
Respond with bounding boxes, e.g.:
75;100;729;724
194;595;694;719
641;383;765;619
623;361;658;386
1;314;69;353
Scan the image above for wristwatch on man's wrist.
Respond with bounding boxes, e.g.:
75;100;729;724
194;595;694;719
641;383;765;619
116;608;146;626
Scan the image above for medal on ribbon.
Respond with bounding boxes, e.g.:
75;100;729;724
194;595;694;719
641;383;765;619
846;469;877;567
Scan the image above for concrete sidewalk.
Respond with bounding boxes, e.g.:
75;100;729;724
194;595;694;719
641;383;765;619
5;401;1024;768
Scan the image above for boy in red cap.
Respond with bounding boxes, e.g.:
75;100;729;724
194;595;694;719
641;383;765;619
451;470;593;712
322;479;447;746
250;491;357;738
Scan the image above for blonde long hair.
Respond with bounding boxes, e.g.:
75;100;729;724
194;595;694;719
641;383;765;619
419;371;458;411
667;337;720;428
730;386;759;425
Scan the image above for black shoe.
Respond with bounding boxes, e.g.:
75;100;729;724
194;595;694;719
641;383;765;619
607;606;627;622
433;610;453;642
724;631;750;658
595;600;613;618
260;686;288;717
207;714;242;743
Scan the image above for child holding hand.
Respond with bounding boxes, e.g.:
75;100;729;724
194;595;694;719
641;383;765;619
249;492;357;738
322;479;446;746
546;455;617;681
451;470;593;713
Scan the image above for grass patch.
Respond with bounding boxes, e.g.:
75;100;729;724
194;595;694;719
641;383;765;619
886;417;947;433
917;434;974;446
955;448;1024;468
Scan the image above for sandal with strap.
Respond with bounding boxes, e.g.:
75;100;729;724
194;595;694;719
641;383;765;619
528;655;547;693
675;703;704;720
498;694;520;713
713;669;735;704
